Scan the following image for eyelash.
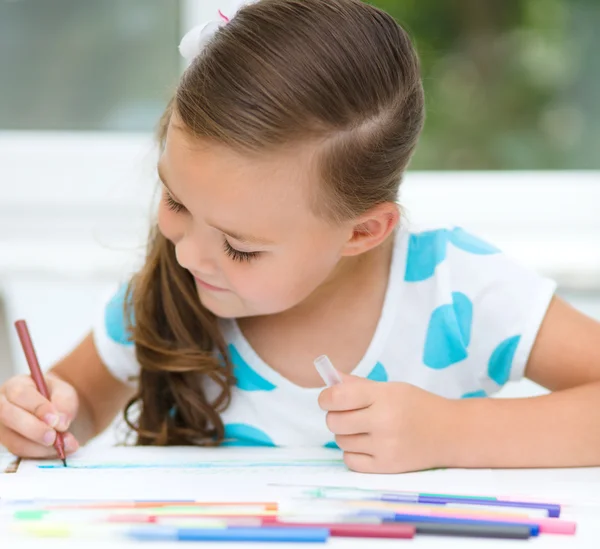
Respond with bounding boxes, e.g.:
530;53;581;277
164;189;259;263
164;191;185;213
223;240;260;263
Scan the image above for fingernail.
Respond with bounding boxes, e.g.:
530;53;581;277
58;413;70;430
42;431;56;446
64;436;79;452
43;414;59;428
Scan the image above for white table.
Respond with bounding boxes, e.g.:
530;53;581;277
2;445;600;548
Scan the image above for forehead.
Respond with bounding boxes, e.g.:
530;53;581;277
163;121;321;217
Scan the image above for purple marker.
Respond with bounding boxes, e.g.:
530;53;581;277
381;494;560;518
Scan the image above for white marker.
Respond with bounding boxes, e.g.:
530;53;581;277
314;355;342;387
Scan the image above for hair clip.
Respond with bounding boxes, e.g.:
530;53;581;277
178;0;257;63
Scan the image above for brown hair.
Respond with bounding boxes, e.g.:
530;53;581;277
125;0;424;445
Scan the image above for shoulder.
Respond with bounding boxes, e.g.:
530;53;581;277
394;222;501;284
92;282;139;385
386;221;556;392
394;220;555;320
103;283;135;346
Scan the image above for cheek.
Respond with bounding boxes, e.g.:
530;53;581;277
228;243;341;310
157;203;180;242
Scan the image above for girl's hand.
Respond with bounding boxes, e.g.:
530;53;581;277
0;372;80;458
318;373;454;473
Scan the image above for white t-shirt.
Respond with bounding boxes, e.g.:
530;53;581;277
93;224;556;448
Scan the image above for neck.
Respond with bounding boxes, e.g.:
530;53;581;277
280;234;395;323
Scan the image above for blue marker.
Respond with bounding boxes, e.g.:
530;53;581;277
127;526;329;543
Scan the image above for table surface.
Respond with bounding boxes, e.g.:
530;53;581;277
2;446;599;549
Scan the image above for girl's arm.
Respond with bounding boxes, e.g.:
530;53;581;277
447;296;600;467
51;332;136;445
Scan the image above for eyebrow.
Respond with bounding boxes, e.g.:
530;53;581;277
210;224;276;246
157;163;178;199
156;163;276;247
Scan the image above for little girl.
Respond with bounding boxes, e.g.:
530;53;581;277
1;0;600;474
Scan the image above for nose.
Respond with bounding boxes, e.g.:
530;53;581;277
175;232;218;276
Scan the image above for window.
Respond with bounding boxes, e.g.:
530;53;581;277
0;0;180;131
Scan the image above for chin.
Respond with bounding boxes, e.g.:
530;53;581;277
197;292;244;319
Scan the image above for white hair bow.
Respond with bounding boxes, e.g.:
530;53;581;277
179;0;258;62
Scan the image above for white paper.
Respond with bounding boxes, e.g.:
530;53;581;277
3;445;600;548
2;446;349;500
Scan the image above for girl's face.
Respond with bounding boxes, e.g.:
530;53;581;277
157;118;358;319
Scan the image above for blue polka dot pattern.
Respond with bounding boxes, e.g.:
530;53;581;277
488;335;521;385
405;228;499;282
423;292;473;369
229;345;276;391
366;362;388;382
222;423;276;446
324;441;340;449
447;227;499;255
461;390;487;398
404;230;448;282
105;285;134;346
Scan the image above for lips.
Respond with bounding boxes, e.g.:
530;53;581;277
193;275;227;292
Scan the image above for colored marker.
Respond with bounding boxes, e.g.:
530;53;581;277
12;506;277;521
127;526;329;543
13;524;329;543
286;484;558;507
343;499;549;519
343;505;574;535
301;487;560;517
370;512;541;536
43;501;277;511
108;516;259;527
314;355;342;386
268;521;415;539
111;515;383;527
273;512;534;540
409;521;532;539
381;494;560;517
14;320;67;466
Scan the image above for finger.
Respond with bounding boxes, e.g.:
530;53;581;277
0;424;58;459
60;432;80;455
0;394;57;447
0;425;80;459
47;376;78;431
335;434;372;455
326;409;372;435
318;377;374;412
4;380;59;428
343;452;378;473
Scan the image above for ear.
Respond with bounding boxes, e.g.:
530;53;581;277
341;202;400;257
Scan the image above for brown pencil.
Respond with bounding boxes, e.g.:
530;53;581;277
14;320;67;467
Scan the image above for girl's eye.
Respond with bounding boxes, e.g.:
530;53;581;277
223;239;260;263
164;190;185;213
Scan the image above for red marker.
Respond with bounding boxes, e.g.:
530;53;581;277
14;320;67;467
268;520;415;539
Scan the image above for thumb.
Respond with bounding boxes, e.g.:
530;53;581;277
47;374;79;431
314;355;367;387
318;371;376;411
337;370;373;386
337;371;359;382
